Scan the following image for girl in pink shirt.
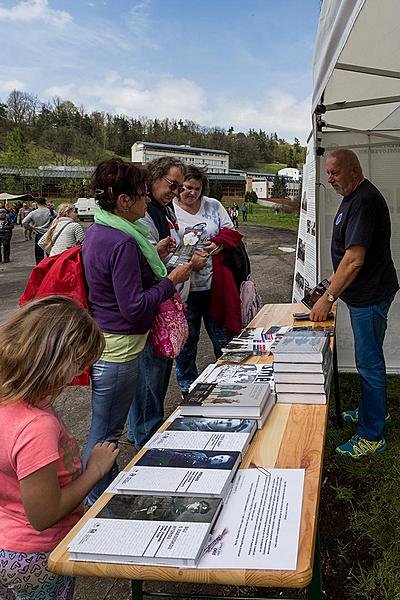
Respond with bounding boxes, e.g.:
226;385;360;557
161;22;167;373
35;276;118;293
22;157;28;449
0;296;119;600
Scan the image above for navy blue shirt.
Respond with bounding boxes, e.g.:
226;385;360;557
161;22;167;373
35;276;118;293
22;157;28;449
331;179;398;307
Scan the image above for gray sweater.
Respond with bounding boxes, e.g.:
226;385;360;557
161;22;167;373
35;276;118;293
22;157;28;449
22;206;51;235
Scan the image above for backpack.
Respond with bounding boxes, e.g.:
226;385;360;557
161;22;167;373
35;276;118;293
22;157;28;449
222;240;251;289
240;276;263;327
19;246;90;385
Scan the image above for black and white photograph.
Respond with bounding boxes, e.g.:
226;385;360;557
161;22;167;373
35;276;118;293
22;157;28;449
137;448;239;470
169;417;256;433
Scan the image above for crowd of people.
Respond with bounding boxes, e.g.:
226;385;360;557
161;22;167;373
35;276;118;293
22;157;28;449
0;148;398;598
0;156;246;598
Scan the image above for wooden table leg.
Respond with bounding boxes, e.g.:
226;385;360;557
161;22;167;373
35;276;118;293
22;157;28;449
307;528;322;600
132;579;143;600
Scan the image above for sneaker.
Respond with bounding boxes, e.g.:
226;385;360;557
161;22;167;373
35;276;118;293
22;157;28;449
181;390;189;401
335;434;386;459
342;408;391;425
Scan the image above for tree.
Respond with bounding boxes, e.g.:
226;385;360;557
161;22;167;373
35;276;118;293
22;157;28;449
6;90;38;126
271;174;288;199
245;190;258;204
209;180;224;201
2;128;29;167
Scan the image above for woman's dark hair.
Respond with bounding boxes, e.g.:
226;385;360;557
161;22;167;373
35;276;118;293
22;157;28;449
91;158;147;212
184;165;209;197
146;156;186;188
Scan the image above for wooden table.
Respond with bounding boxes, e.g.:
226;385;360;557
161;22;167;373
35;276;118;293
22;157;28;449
49;303;335;600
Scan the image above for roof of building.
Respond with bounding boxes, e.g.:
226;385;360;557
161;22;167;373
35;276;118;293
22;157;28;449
133;141;229;156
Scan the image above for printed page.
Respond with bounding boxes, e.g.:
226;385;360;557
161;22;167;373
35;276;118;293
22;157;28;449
199;468;304;570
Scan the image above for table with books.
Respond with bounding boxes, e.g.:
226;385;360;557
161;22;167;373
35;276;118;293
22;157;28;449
49;303;336;600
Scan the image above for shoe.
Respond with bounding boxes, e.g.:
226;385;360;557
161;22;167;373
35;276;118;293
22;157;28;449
342;408;391;425
335;434;386;459
181;390;189;401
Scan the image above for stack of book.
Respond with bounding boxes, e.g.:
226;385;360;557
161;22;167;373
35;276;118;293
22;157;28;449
180;376;274;429
273;330;332;404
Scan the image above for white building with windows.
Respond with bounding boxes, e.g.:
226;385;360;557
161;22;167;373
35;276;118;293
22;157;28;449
131;141;229;174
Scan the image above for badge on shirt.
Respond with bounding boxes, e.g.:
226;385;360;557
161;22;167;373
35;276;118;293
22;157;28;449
335;213;343;225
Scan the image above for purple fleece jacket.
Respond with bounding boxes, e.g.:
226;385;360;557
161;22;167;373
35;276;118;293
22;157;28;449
82;224;175;334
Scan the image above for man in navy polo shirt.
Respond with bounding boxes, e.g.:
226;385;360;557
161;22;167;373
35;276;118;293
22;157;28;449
310;149;398;459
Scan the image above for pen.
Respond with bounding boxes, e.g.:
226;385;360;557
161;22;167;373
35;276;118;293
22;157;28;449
202;528;229;554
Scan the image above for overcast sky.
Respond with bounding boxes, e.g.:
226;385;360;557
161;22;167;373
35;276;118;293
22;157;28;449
0;0;320;143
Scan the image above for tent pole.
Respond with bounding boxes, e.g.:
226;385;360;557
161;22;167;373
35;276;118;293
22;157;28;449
323;123;400;143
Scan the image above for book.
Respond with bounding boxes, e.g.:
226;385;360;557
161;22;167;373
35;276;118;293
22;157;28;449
302;278;330;310
274;352;332;383
166;223;206;268
115;448;241;498
146;421;257;457
276;369;332;404
180;382;271;418
190;362;274;389
273;346;332;373
272;330;330;363
222;326;292;355
68;493;223;567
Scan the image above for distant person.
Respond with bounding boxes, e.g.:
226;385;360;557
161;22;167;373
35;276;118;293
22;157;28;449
38;203;85;256
241;202;248;222
310;149;399;459
231;206;239;227
18;202;32;239
0;296;118;600
22;197;51;263
0;208;14;263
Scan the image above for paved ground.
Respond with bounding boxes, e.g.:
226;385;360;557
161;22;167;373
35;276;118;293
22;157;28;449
0;223;297;600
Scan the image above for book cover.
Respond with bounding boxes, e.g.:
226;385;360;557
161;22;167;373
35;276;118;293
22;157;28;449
180;382;270;418
168;416;257;434
116;448;241;498
273;330;329;363
146;427;256;455
191;363;274;389
68;493;222;567
166;223;206;268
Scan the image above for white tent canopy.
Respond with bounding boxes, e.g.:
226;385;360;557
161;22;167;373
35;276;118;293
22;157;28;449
313;0;400;141
295;0;400;372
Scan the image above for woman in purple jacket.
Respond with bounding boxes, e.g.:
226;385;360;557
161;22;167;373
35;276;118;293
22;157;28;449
82;158;191;505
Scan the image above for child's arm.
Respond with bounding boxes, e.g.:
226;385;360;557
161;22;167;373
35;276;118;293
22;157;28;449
19;441;119;531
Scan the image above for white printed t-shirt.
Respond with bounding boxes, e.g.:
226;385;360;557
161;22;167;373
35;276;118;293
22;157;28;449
173;196;233;291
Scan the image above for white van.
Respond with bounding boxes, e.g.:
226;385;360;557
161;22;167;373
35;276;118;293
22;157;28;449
75;197;97;221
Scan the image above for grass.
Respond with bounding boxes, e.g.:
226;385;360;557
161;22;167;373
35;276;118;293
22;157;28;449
223;201;299;232
322;373;400;599
253;162;287;174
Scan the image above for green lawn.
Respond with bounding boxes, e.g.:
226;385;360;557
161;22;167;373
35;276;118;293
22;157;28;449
253;162;287;174
322;373;400;599
223;202;299;233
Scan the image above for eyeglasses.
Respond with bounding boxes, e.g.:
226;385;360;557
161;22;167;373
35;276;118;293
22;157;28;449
163;177;184;194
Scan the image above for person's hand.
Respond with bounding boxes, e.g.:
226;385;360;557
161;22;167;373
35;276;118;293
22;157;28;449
86;441;120;480
168;263;192;285
310;295;333;322
157;236;176;259
203;241;223;255
191;251;208;272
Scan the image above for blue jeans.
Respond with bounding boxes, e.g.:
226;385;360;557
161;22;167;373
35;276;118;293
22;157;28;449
83;358;139;505
175;290;231;393
348;294;395;441
127;340;172;448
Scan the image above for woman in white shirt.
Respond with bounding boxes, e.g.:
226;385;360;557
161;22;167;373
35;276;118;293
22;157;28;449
39;203;85;256
173;166;234;397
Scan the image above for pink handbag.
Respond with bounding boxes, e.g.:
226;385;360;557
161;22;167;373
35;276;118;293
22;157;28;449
149;292;189;358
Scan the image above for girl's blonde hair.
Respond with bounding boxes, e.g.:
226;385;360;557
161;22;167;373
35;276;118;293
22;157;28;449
0;296;104;407
44;203;76;254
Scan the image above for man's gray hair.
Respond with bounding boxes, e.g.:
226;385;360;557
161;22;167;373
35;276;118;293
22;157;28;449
328;149;363;173
146;156;186;186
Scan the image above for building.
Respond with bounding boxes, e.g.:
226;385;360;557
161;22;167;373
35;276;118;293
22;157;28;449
245;171;302;202
277;167;301;181
131;141;229;174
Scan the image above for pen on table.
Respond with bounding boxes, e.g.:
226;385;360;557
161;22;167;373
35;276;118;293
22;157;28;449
203;528;229;554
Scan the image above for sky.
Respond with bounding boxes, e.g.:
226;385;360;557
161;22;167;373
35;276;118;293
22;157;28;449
0;0;321;144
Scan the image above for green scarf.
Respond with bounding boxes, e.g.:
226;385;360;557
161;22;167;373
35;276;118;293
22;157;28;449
94;207;167;280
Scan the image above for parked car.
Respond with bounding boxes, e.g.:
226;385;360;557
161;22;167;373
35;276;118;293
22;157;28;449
75;197;97;221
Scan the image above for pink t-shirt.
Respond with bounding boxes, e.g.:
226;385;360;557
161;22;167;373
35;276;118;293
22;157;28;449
0;400;84;552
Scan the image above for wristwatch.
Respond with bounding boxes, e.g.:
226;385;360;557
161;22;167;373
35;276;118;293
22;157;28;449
325;291;335;303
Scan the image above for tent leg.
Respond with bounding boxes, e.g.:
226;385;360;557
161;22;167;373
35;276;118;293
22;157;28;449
333;335;341;424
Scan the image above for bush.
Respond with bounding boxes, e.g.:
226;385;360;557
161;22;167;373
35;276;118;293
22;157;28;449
245;190;258;204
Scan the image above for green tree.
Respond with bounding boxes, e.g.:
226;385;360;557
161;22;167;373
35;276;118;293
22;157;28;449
245;190;258;204
2;127;29;166
209;180;224;201
271;174;288;198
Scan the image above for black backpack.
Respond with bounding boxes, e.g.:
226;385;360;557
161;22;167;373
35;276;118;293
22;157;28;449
222;241;251;289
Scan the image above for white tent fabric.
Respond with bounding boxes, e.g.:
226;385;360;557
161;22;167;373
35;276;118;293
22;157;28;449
313;0;400;138
300;0;400;372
